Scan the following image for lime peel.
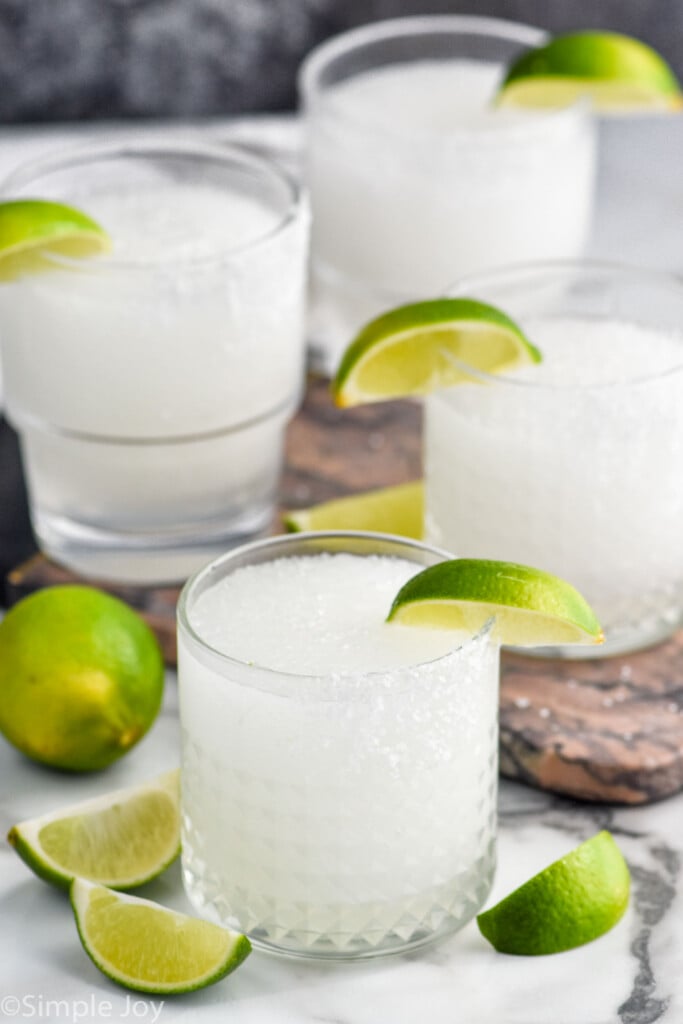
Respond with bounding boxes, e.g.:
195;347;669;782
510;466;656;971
7;769;180;890
387;558;604;647
477;831;630;955
71;878;252;994
332;298;540;407
0;585;164;771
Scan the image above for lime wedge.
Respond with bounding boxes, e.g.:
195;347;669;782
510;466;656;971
0;199;110;281
332;299;540;407
8;769;180;890
387;558;603;647
477;831;630;955
71;879;251;994
284;481;424;538
499;32;682;112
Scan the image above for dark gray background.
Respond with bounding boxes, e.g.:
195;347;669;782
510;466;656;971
0;0;680;122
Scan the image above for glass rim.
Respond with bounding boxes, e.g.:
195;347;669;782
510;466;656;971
0;136;305;273
177;529;494;685
440;258;683;394
299;15;586;140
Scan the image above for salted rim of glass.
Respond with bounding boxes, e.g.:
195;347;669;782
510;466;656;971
434;259;683;394
0;137;305;273
299;14;588;142
177;530;495;685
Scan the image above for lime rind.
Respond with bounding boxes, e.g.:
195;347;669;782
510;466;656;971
7;769;180;890
387;558;603;647
70;879;252;995
332;298;540;407
499;32;683;111
284;481;424;538
477;831;630;955
0;584;165;772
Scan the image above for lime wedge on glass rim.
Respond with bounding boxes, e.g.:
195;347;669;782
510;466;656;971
8;769;180;890
477;831;630;955
0;199;109;280
387;558;603;647
498;31;683;112
332;298;540;407
284;481;424;538
71;879;251;995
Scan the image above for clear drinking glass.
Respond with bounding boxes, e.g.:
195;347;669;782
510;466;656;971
300;15;596;374
425;261;683;657
0;140;309;583
177;531;499;959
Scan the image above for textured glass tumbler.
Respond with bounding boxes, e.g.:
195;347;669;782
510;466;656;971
0;140;308;584
425;262;683;657
300;15;596;374
177;531;499;960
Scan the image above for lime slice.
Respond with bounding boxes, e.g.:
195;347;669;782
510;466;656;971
284;481;424;538
387;558;603;647
477;831;630;955
332;299;540;407
0;199;110;281
8;769;180;890
499;32;682;112
71;879;251;994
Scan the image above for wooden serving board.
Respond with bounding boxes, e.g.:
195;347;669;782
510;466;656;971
7;376;683;805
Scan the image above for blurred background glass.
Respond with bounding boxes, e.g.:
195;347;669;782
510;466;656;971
0;0;678;587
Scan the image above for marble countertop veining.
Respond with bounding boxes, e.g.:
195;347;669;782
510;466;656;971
1;112;683;1022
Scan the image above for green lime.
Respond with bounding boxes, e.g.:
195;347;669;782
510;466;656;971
8;769;179;890
71;879;251;994
332;298;540;407
499;32;682;111
0;585;164;771
0;199;110;281
477;831;630;955
387;558;603;647
284;480;424;538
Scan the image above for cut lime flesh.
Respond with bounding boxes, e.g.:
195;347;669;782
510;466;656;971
8;769;180;889
71;879;251;994
284;481;424;539
500;77;683;111
499;32;682;111
0;199;109;281
332;299;540;407
388;559;603;647
477;831;630;955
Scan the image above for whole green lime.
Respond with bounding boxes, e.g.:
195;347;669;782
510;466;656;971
0;586;164;771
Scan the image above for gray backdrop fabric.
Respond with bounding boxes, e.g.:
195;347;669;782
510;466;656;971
0;0;680;121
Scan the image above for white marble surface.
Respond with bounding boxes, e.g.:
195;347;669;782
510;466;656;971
1;112;683;1022
1;677;682;1024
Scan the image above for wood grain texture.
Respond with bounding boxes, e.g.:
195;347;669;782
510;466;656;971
6;376;683;804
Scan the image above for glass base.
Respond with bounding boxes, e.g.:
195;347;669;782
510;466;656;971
182;846;495;961
32;504;275;585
